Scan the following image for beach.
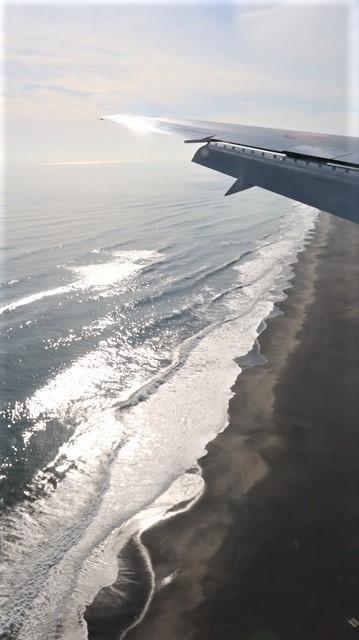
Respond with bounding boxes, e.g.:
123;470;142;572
2;165;320;639
118;212;359;640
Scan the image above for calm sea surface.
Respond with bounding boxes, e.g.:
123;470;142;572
0;161;317;638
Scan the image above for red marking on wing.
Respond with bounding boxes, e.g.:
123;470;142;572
284;133;330;140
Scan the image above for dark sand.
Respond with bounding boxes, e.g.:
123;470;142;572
86;213;359;640
124;213;359;640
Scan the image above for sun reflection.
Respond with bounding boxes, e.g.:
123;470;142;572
101;115;166;135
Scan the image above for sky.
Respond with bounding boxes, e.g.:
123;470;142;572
3;0;359;164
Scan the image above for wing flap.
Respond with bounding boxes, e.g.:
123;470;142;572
283;144;349;161
332;152;359;165
192;142;359;222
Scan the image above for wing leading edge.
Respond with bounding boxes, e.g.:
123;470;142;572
101;115;359;222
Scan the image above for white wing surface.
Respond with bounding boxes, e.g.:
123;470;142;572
102;115;359;222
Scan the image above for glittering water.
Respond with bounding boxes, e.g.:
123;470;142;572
0;161;317;638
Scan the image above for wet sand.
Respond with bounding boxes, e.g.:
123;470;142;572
124;213;359;640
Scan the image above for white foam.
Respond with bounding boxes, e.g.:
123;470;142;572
0;284;75;315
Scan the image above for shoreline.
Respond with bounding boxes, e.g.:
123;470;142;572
86;212;359;640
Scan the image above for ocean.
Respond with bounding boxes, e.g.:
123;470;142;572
0;160;317;639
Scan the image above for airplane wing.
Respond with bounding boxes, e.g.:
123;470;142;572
101;115;359;222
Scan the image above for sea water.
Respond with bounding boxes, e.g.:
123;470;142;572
0;161;317;638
